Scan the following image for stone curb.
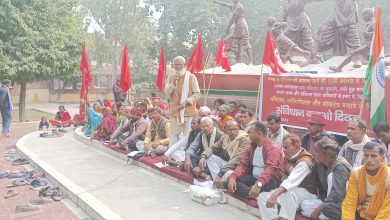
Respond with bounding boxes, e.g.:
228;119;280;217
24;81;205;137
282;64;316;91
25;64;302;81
16;131;123;220
73;127;260;217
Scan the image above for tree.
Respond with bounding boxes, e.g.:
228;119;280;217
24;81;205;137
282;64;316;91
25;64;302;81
0;0;87;121
80;0;157;84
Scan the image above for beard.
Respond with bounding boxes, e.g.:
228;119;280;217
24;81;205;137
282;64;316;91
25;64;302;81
176;69;186;76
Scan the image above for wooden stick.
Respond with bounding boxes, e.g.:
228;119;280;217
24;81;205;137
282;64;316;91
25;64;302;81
202;51;212;105
255;64;265;120
205;65;216;105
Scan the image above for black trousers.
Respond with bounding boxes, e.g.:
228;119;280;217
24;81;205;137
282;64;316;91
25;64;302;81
233;174;279;197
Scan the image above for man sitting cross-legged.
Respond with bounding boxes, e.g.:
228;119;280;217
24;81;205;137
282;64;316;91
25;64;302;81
239;109;255;133
302;114;337;156
339;118;370;167
110;107;148;151
267;112;289;148
217;104;235;131
258;134;318;220
228;121;284;198
184;117;223;180
342;141;390;220
198;120;250;188
301;136;352;220
162;116;202;166
136;108;170;157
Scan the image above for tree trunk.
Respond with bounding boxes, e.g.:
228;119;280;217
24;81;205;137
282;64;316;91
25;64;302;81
18;81;27;122
56;80;67;102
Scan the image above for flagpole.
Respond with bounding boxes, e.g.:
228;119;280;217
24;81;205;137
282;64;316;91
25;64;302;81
255;64;265;121
359;98;366;118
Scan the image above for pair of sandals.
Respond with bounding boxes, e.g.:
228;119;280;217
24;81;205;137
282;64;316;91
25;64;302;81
39;186;64;201
7;180;27;188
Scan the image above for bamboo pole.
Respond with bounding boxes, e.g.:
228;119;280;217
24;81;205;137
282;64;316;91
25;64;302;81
205;66;216;104
201;51;212;105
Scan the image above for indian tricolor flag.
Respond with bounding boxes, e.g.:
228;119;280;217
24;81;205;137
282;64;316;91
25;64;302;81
363;8;386;128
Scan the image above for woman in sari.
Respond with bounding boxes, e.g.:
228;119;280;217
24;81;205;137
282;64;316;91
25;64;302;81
49;105;73;127
93;107;117;141
73;100;89;127
116;104;126;128
84;107;103;137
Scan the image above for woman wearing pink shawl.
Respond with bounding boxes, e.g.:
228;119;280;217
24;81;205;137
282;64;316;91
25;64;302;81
93;107;117;141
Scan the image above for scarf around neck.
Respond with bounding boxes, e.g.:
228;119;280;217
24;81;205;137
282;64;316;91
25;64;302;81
178;71;190;124
345;135;370;167
358;163;388;219
202;127;217;152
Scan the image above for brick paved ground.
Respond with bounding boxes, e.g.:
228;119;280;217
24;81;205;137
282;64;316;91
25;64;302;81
0;122;80;220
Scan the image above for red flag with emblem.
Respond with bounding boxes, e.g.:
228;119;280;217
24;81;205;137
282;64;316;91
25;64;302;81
186;33;204;73
262;32;287;74
215;39;231;72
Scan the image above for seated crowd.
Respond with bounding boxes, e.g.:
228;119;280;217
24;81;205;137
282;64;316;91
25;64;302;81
51;96;390;220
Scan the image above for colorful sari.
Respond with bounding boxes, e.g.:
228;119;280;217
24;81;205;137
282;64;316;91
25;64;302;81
84;107;103;137
49;111;73;127
95;114;117;141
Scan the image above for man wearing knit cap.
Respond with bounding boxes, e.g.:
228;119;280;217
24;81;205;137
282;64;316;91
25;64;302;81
217;104;235;131
301;114;337;156
110;107;148;150
164;56;200;148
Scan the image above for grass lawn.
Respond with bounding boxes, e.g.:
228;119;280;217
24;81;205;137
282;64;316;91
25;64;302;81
9;109;55;123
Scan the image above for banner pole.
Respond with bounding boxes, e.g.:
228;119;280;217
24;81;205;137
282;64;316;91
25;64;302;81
255;64;265;121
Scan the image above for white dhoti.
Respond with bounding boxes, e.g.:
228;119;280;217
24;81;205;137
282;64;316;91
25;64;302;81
169;116;192;148
164;133;189;162
258;187;317;220
206;155;233;181
301;173;333;220
300;199;329;220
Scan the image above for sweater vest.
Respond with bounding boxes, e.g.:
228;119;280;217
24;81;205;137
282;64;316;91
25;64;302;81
285;149;317;195
150;118;169;142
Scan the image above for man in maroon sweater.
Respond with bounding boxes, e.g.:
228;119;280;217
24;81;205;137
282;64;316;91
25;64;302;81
228;121;284;198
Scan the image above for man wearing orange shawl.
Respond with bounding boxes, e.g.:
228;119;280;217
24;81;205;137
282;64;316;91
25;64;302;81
217;104;234;131
342;142;390;220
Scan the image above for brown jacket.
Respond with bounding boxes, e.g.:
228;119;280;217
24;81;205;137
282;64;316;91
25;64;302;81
202;131;250;175
111;117;148;145
164;71;200;117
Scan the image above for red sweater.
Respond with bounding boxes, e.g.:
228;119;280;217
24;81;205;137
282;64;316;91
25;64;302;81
230;138;284;186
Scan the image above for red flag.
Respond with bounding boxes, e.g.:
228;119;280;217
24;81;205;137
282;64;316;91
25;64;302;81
156;46;166;92
262;32;287;74
186;33;204;73
80;43;92;101
120;45;131;92
215;39;231;72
